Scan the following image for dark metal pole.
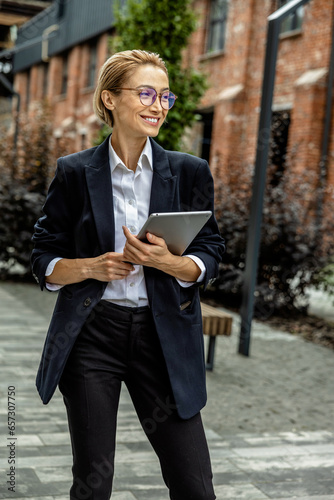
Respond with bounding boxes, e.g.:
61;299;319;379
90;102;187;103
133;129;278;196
238;0;312;357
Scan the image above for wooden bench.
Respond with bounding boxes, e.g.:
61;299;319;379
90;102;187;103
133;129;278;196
200;302;233;371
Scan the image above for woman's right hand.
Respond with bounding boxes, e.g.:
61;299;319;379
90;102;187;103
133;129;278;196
84;252;135;282
46;252;134;286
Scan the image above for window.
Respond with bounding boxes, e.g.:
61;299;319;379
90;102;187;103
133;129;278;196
207;0;228;53
199;111;214;162
278;0;304;35
87;42;97;88
81;133;87;150
269;110;291;186
42;63;49;97
26;69;31;110
58;0;66;19
60;53;68;95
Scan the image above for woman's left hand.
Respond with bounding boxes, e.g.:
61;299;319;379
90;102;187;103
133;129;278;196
122;226;170;268
122;226;201;282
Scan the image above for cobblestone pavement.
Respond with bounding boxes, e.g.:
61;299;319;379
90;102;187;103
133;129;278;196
0;281;334;500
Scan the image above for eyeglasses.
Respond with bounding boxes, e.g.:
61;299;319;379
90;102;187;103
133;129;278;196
110;87;177;110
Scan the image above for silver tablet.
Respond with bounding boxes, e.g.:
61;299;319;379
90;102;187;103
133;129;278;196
137;211;212;255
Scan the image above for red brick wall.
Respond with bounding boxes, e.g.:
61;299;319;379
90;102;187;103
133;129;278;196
186;0;334;196
14;32;110;153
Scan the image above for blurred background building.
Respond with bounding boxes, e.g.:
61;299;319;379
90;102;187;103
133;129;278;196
0;0;51;127
11;0;113;149
185;0;333;189
4;0;334;185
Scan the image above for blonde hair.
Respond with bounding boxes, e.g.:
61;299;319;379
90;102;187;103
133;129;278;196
93;49;168;128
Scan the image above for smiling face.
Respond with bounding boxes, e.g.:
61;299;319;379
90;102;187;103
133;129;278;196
102;64;170;141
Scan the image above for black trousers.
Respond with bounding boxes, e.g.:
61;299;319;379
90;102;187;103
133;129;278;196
59;300;216;500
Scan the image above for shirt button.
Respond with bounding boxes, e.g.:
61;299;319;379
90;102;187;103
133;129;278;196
129;282;135;287
128;199;135;206
129;226;136;233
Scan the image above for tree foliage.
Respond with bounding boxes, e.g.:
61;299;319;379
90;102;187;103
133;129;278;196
209;161;334;318
108;0;207;151
0;103;70;280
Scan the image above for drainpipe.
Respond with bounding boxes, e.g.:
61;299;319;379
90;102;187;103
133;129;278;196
41;25;59;63
316;2;334;233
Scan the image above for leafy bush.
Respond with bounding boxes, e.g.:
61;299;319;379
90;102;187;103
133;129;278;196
0;178;44;279
209;163;334;318
0;102;68;280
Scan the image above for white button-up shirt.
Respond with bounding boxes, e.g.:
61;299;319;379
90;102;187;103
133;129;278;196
46;138;205;306
102;138;153;306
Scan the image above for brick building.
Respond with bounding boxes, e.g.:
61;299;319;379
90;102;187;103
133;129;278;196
12;0;113;150
184;0;334;191
0;0;51;127
11;0;334;187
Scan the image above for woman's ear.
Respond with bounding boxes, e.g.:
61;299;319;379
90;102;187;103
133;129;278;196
101;90;115;111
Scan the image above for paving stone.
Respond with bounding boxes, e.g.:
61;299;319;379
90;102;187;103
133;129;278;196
211;458;243;474
231;456;294;472
116;429;147;443
113;475;166;491
120;488;167;500
111;494;138;500
34;466;72;483
213;483;268;499
1;497;55;500
1;282;334;499
270;496;334;500
247;465;334;485
212;470;251;484
285;453;334;469
233;444;311;458
115;441;155;453
303;444;334;454
279;430;334;443
113;461;161;478
257;478;334;498
14;434;44;446
38;433;71;446
16;455;73;467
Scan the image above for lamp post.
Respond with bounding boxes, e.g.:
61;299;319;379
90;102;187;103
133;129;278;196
239;0;312;357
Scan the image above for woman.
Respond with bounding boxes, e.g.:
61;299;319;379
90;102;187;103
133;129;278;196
32;49;225;500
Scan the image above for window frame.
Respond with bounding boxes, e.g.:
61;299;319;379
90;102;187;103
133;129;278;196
206;0;229;55
278;0;304;36
25;69;31;110
60;52;69;96
86;41;97;89
42;62;49;98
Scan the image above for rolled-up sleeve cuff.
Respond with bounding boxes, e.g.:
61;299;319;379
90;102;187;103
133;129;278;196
176;255;206;288
45;257;64;291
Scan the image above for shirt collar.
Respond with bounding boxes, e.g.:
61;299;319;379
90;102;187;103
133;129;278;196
108;137;153;174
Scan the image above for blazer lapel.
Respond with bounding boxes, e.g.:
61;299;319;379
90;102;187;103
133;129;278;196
149;138;177;213
145;139;178;306
84;136;115;254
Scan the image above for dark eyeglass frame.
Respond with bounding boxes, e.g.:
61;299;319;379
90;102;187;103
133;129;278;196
110;87;177;110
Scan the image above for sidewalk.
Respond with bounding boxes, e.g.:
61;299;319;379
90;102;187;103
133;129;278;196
0;281;333;500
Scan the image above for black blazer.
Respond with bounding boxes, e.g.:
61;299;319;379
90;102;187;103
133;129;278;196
31;136;225;419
